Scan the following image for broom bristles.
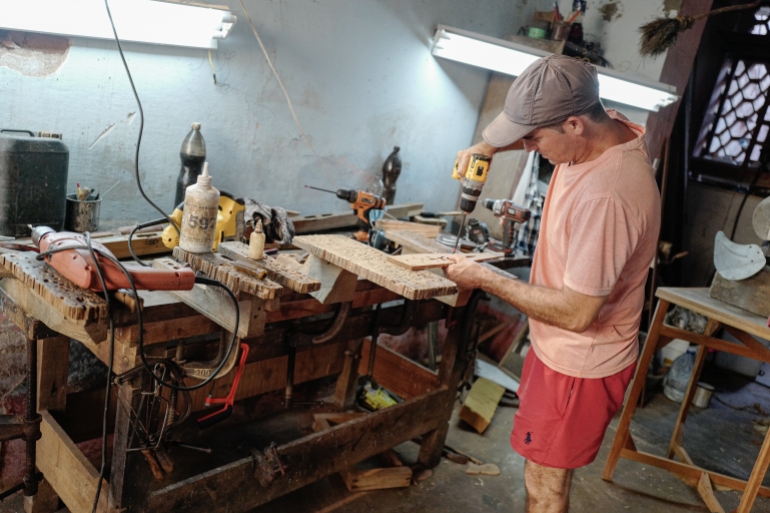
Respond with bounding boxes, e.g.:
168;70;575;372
639;16;694;57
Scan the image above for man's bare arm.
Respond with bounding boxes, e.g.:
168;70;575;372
444;256;607;333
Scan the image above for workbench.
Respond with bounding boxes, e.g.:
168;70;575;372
0;234;491;513
603;287;770;513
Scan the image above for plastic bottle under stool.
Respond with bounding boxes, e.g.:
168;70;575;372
179;162;219;253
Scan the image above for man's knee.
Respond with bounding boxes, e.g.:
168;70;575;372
524;460;572;498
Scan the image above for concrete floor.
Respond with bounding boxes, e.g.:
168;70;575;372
3;387;770;512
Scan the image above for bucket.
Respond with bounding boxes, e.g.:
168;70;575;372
692;382;714;408
65;194;101;232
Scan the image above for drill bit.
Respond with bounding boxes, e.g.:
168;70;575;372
453;214;466;254
305;185;337;194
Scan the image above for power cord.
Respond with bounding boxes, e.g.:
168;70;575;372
102;0;180;268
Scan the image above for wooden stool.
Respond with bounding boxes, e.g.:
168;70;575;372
603;287;770;513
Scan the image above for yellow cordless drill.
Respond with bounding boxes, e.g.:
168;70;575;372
451;154;492;253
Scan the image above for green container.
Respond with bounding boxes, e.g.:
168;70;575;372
528;27;547;39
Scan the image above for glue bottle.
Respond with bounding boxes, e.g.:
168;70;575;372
248;218;265;260
179;162;219;253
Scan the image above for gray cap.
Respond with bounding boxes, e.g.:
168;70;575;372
482;55;600;147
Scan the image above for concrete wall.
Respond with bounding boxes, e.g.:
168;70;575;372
0;0;546;227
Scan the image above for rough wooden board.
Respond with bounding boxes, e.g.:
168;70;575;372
292;235;457;300
339;466;412;492
657;287;770;341
292;203;423;234
385;230;450;254
172;247;282;300
387;252;501;271
153;258;266;338
0;251;108;324
709;270;770;318
376;220;442;238
359;341;439;400
37;412;109;513
459;377;505;434
216;241;321;294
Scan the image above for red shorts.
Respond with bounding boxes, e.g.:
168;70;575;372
511;349;636;469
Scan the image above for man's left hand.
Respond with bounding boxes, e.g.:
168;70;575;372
443;254;487;290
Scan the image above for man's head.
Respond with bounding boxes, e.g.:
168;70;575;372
483;55;611;164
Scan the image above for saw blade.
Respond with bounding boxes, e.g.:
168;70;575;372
713;230;766;280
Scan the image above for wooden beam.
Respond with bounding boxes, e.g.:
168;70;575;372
37;336;70;412
697;472;726;513
37;412;109;513
148;388;451;513
358;342;439;400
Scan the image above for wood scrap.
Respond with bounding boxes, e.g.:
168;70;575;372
710;269;770;318
459;377;506;434
217;241;321;294
292;203;423;234
465;463;501;476
387;252;502;271
293;235;457;300
376;220;442;238
385;230;450;254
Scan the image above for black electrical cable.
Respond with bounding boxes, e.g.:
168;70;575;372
102;0;180;267
37;245;240;393
83;232;114;513
128;217;167;267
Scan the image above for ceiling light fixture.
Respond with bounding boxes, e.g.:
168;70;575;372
0;0;236;50
432;25;678;112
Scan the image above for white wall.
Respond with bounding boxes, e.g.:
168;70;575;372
1;0;545;227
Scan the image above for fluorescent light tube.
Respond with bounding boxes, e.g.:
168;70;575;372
432;25;678;112
0;0;236;50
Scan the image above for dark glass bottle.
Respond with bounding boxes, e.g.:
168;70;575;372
174;122;206;209
382;146;402;206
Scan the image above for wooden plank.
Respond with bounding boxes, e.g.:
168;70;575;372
99;231;168;259
188;340;347;411
358;341;439;400
293;235;457;300
37;336;70;412
710;270;770;319
334;339;364;409
385;230;450;254
339;467;412;492
723;325;770;364
387;252;501;271
659;325;770;363
619;449;770;499
697;472;726;513
171;248;282;300
736;415;770;512
292;203;423;234
217;241;321;294
459;377;505;434
152;258;265;338
114;314;219;346
0;251;108;324
303;255;358;304
37;412;109;513
657;287;770;342
376;220;442;238
148;389;451;513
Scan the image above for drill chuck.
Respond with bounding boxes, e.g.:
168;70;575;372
460;179;485;214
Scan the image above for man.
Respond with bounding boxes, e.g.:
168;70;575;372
444;55;660;512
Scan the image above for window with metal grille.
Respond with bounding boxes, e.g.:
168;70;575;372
693;6;770;174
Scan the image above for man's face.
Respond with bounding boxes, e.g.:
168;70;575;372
521;125;578;165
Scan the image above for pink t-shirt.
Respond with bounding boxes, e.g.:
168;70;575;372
528;112;661;379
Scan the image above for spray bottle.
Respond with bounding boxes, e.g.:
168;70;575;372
179;162;219;253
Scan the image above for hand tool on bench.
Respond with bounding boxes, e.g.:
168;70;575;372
451;154;491;253
305;185;387;242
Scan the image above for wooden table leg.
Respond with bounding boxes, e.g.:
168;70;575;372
603;299;670;481
333;339;364;409
418;304;468;468
667;319;719;459
736;425;770;512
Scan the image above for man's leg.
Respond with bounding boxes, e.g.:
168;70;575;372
525;460;573;513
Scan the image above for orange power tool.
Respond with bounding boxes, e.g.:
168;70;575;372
305;186;387;242
32;226;196;292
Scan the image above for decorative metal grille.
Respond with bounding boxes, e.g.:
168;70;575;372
694;59;770;166
752;6;770;35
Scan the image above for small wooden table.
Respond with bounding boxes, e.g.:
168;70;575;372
604;287;770;513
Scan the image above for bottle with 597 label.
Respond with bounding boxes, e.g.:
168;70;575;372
179;161;220;253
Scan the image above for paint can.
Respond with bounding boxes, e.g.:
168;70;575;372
65;194;101;232
692;382;715;409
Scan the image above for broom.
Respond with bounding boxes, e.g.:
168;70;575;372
639;0;761;57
